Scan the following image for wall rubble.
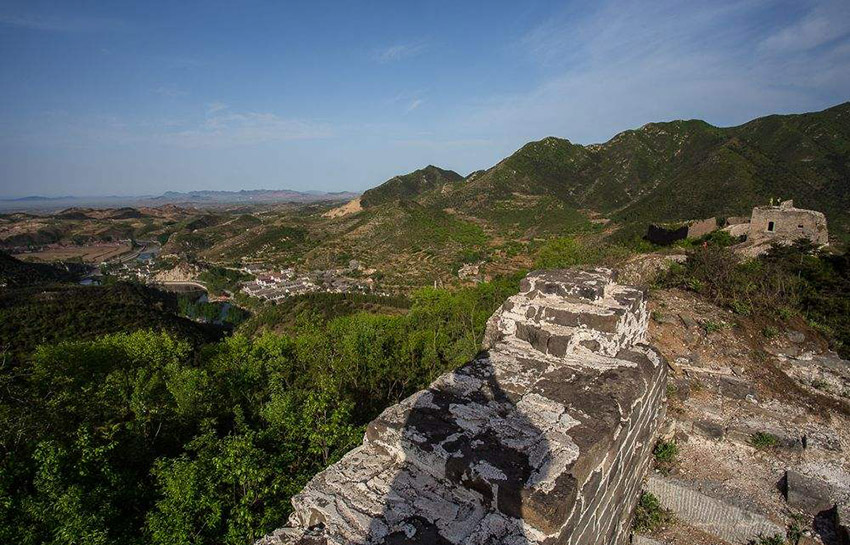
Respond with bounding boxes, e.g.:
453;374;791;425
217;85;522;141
260;268;667;545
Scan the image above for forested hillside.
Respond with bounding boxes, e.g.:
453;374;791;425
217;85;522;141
0;250;81;287
360;165;463;208
363;102;850;241
0;275;520;545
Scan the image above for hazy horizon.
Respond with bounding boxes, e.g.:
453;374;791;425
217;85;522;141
0;187;361;200
2;97;850;200
2;0;849;198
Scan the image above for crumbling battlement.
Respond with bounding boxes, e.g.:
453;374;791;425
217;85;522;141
260;269;667;545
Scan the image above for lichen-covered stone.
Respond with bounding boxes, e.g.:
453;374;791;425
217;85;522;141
258;268;667;545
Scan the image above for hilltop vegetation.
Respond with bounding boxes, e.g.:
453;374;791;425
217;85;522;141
300;102;849;285
0;250;81;287
235;292;411;336
360;165;463;208
0;281;223;360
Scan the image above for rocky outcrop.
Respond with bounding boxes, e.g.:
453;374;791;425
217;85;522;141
152;262;199;283
260;269;667;545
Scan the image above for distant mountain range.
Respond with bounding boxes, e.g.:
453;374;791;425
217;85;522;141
0;189;360;211
152;189;359;203
360;101;850;241
3;196;76;202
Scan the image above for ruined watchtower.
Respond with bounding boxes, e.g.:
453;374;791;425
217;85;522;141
747;200;828;247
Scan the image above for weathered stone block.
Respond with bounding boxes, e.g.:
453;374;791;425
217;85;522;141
646;475;784;543
784;469;834;515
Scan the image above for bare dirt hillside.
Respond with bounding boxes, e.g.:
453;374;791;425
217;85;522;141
639;285;849;544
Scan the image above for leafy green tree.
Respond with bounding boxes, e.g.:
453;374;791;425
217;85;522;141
0;276;523;544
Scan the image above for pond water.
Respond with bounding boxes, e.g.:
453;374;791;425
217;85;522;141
136;242;162;262
181;292;235;325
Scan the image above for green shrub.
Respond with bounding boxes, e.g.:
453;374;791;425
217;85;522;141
810;378;830;391
731;300;752;316
660;242;850;359
198;266;253;295
762;326;779;339
751;432;780;450
533;237;633;269
632;492;672;533
534;237;600;269
653;439;679;474
698;229;740;248
701;320;724;334
786;518;804;544
687;277;705;292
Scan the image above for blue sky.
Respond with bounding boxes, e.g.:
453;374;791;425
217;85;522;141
1;0;849;197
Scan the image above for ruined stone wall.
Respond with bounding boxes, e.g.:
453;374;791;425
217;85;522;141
684;217;717;239
645;218;716;245
748;203;828;246
724;216;750;226
260;269;667;545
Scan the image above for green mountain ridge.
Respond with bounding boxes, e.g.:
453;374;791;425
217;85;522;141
366;102;850;240
360;165;464;208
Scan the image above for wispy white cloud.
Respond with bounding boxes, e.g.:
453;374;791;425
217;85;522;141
4;106;335;150
386;89;429;115
205;102;229;115
374;42;427;63
164;110;334;148
456;0;850;146
760;0;850;52
405;98;424;113
0;12;127;33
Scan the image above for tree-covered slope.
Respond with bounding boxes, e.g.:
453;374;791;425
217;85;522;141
0;250;81;286
384;102;850;240
0;278;519;545
0;282;223;360
360;165;463;208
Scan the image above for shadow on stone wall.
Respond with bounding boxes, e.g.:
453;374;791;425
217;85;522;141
361;349;550;544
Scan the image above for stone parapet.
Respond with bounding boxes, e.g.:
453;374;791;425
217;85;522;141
260;268;667;545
